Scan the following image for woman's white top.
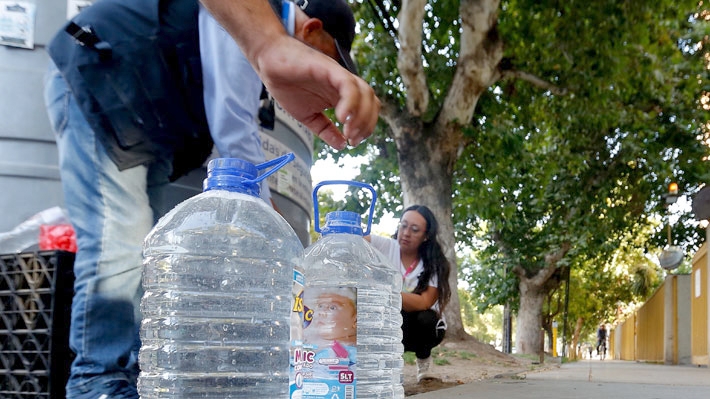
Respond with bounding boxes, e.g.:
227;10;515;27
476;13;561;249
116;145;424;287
370;235;439;311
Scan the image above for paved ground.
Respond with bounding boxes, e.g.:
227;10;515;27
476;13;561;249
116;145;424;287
410;358;710;399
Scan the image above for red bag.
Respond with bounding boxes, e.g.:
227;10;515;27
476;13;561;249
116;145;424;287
39;224;77;253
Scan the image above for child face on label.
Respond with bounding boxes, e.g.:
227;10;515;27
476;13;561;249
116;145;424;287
313;293;356;343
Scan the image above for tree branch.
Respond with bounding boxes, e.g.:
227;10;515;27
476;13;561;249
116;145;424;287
397;0;428;116
529;263;557;287
512;264;526;278
500;69;568;96
379;95;402;130
440;0;502;127
544;242;571;266
511;241;571;287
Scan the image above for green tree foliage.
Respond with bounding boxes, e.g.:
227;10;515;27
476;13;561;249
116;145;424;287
317;1;708;351
458;1;709;257
459;3;708;344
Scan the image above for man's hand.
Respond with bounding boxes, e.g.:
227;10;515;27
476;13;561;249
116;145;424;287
254;35;380;149
200;0;380;150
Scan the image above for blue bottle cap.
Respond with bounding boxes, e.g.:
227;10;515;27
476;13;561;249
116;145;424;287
203;154;296;197
203;158;260;196
313;181;376;236
321;211;364;236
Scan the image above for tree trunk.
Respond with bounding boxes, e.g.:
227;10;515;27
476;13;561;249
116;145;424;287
516;275;545;354
384;0;504;343
510;245;569;355
392;121;468;339
570;317;584;360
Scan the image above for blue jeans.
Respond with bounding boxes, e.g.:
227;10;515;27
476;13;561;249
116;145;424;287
44;62;172;398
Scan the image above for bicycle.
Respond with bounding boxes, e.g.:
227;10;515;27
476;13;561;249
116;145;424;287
598;339;607;360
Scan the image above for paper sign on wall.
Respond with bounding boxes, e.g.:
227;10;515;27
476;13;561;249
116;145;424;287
0;1;36;49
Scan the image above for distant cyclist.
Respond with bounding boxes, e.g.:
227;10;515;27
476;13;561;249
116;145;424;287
596;323;608;358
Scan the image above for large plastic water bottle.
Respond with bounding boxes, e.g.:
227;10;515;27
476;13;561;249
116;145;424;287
301;181;404;399
139;155;304;398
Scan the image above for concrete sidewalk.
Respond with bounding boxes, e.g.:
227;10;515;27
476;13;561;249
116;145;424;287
410;359;710;399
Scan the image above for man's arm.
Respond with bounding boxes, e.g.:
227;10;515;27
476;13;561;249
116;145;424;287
199;6;273;203
199;0;380;149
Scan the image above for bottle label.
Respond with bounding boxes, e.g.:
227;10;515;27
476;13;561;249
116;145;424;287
301;287;357;398
290;269;306;399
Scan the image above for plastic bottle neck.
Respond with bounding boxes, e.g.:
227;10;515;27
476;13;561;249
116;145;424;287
321;211;364;236
203;158;260;197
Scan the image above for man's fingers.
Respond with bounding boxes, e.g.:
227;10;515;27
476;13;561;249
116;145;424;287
305;113;348;150
335;77;381;147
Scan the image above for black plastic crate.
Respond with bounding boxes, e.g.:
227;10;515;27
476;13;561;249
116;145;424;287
0;251;75;398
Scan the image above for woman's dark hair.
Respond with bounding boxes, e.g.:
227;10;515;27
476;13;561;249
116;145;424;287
394;205;451;313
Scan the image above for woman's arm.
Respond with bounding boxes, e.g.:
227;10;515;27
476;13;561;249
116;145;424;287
401;286;438;312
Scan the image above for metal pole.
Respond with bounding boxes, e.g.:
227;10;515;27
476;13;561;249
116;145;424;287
502;265;512;354
503;303;512;353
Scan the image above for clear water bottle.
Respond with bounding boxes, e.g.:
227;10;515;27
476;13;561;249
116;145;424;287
301;181;404;399
139;155;304;398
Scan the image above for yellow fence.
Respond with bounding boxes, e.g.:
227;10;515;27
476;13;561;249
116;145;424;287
612;241;707;366
616;314;636;360
691;243;708;365
636;285;665;362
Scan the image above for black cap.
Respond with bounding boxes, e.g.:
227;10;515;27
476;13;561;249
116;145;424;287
295;0;358;75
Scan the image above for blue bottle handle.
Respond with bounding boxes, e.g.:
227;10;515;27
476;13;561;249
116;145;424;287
313;180;377;236
245;153;295;184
